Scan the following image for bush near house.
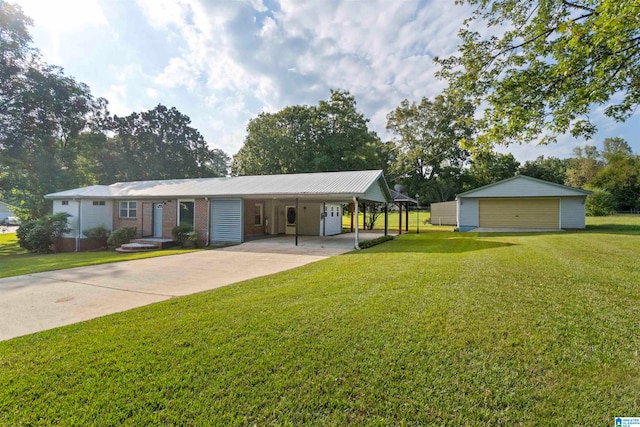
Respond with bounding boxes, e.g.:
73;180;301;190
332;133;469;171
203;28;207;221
585;187;617;216
15;212;71;253
107;227;137;249
359;235;393;249
83;225;110;240
172;225;197;248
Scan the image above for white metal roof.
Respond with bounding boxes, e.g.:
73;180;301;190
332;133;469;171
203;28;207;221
45;170;392;203
457;175;592;198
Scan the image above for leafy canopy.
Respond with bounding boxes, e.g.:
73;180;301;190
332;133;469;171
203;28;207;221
232;90;390;176
437;0;640;147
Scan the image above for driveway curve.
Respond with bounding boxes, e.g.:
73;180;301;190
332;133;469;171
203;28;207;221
0;244;348;341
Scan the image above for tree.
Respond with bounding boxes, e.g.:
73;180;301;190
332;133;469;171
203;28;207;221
564;145;603;188
437;0;640;147
590;138;639;211
464;151;520;189
518;155;569;184
107;104;229;181
232;90;390;176
386;94;474;203
1;2;104;217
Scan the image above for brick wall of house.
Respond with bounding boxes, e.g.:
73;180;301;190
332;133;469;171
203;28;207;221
244;199;266;239
161;200;177;238
194;199;208;246
141;202;153;236
112;200;143;237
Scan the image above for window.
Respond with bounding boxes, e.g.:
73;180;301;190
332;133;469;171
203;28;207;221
92;201;105;206
119;201;137;218
254;203;263;226
178;201;195;229
61;200;69;206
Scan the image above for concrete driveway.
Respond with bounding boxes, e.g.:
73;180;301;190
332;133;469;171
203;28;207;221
0;240;356;341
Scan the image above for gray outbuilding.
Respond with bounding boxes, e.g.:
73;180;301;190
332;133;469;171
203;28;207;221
456;175;592;231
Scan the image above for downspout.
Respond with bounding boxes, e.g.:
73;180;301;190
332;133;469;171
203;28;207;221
322;202;326;236
205;197;210;246
353;197;360;250
76;199;82;252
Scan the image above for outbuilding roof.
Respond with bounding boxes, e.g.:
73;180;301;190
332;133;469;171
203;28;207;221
45;170;392;203
457;175;592;198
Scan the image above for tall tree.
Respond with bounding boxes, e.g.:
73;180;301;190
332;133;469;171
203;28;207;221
590;138;640;211
564;145;603;188
437;0;640;147
232;90;389;176
107;105;229;181
386;94;474;202
464;151;520;190
518;155;569;184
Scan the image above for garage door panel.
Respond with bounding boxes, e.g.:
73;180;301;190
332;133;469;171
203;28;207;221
479;198;559;229
211;199;243;243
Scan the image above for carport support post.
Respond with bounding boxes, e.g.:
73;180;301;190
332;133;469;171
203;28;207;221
295;198;298;246
362;202;366;230
353;197;360;249
350;203;354;232
405;202;409;232
384;203;388;236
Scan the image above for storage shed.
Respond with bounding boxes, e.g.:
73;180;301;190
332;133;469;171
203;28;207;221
456;175;591;231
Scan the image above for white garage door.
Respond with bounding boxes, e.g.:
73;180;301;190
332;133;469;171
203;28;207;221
211;198;243;243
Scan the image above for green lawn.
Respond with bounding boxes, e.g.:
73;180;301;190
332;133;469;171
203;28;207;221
0;233;200;278
344;211;456;232
1;218;639;425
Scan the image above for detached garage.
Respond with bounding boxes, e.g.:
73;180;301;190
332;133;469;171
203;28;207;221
457;175;591;231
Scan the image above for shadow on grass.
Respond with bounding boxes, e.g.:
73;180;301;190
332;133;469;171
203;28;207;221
584;224;640;235
357;234;516;254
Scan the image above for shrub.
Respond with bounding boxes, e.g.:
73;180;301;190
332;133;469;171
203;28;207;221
83;225;110;240
16;212;71;253
107;227;137;249
359;235;394;249
172;225;193;247
586;187;616;216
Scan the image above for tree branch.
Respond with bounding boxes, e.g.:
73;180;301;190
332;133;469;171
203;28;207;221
562;1;596;13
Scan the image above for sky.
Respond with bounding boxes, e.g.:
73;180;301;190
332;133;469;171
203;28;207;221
13;0;640;163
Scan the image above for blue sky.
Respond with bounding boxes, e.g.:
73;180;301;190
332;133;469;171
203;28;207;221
14;0;640;162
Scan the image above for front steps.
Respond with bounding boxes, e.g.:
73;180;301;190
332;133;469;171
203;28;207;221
115;238;174;253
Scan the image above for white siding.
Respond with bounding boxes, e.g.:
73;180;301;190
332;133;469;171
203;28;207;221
80;200;113;235
0;204;12;221
53;200;79;237
460;176;589;198
457;198;479;231
560;197;587;229
363;180;388;203
211;198;243;243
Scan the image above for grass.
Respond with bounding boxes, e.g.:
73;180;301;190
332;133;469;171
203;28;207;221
344;211;456;232
1;217;639;425
0;233;201;278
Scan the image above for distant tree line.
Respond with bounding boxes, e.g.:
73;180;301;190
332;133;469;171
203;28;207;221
0;2;229;218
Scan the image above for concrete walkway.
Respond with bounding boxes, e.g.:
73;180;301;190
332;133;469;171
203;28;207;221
0;238;360;341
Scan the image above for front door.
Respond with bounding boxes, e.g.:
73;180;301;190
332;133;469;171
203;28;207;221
153;203;163;237
285;205;296;235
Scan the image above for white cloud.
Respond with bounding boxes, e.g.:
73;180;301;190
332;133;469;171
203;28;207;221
146;88;160;99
